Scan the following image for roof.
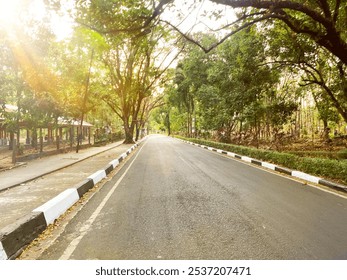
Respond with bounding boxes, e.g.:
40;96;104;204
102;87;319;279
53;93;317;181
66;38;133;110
57;117;93;127
4;104;18;113
0;105;93;128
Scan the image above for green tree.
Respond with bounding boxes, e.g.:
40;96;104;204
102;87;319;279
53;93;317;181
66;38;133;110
0;4;55;150
265;21;347;123
75;0;178;143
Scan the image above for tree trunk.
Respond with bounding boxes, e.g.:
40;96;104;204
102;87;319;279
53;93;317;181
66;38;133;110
135;121;140;142
32;129;38;149
123;119;135;144
77;50;94;153
9;132;14;151
124;129;134;144
39;128;43;153
322;119;330;142
166;114;171;136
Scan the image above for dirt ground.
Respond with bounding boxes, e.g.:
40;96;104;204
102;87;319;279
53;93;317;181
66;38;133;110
0;148;12;170
276;139;346;151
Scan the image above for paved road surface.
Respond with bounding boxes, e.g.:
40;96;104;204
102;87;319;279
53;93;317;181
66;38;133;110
21;135;347;260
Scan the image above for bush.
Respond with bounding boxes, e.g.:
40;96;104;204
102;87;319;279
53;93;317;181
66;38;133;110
289;151;338;159
337;149;347;159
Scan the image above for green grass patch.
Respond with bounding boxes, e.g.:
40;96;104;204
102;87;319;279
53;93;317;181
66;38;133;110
175;136;347;185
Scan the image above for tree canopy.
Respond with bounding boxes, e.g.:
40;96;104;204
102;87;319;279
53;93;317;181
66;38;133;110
151;0;347;65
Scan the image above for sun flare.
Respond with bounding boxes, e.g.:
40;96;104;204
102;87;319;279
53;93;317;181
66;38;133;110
0;0;73;40
0;0;22;27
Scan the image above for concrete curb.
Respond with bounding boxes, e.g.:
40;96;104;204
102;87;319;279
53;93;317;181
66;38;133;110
0;138;145;260
179;139;347;193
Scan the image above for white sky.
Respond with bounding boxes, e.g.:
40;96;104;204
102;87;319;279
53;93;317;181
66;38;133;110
0;0;74;41
161;0;237;36
0;0;236;41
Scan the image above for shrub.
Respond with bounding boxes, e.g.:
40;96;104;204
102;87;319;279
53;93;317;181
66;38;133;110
337;149;347;159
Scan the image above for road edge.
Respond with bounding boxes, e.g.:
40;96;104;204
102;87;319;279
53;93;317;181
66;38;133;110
176;138;347;193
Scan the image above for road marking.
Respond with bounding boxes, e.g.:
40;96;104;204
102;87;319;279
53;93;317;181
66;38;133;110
59;140;148;260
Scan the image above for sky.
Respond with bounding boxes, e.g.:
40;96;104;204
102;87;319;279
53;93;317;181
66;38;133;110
161;0;237;35
0;0;74;41
0;0;236;41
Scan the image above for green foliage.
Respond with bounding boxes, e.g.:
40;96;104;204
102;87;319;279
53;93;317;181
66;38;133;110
265;21;347;123
337;149;347;160
21;93;62;129
169;27;296;141
75;0;153;42
208;0;347;66
289;151;339;159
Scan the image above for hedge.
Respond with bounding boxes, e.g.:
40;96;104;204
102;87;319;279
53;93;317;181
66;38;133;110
175;136;347;185
288;150;347;160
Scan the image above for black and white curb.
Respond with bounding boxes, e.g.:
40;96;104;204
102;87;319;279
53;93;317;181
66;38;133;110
178;139;347;193
0;141;143;260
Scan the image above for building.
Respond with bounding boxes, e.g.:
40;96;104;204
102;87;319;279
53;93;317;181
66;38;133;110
0;104;93;147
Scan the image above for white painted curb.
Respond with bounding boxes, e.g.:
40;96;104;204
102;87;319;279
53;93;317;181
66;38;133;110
109;159;119;169
262;162;276;170
33;188;80;225
120;152;127;159
242;156;253;163
0;242;7;260
88;170;107;185
292;171;321;184
227;152;236;157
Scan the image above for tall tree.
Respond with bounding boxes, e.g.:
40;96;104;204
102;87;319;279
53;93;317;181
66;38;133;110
0;2;55;150
75;0;180;143
101;31;175;143
265;21;347;123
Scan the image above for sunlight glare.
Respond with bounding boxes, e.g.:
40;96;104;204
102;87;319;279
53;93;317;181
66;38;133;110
0;0;74;41
0;0;21;27
51;13;74;41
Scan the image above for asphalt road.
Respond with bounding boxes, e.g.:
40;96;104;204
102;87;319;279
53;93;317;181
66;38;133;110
22;135;347;260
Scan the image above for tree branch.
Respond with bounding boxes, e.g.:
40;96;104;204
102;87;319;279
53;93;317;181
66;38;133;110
76;0;173;36
333;0;341;22
317;0;332;19
207;0;347;64
161;13;274;53
210;0;330;27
